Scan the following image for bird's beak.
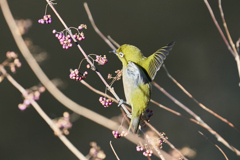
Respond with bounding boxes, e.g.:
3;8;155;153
109;50;117;55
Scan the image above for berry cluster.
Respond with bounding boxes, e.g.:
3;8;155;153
145;108;153;118
88;142;106;160
54;112;72;135
69;69;88;81
141;108;153;128
72;33;85;42
99;97;112;108
136;146;153;157
18;85;46;111
95;55;108;65
112;130;127;139
52;25;86;50
53;31;73;49
1;51;22;82
143;149;153;157
6;51;22;73
136;146;144;152
38;15;52;24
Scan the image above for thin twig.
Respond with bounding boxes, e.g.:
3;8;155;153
218;0;238;55
107;35;120;48
110;141;120;160
204;0;240;83
80;80;132;113
218;0;240;83
152;96;236;159
150;99;181;116
215;145;229;160
84;3;116;50
203;0;234;56
0;65;87;160
152;81;199;120
153;81;240;156
199;131;229;160
81;80;118;103
163;65;239;132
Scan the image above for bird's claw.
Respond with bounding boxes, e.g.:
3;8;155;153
118;99;125;107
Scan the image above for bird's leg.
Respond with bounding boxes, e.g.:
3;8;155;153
127;113;132;119
118;99;132;119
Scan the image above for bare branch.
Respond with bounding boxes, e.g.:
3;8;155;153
163;65;239;132
204;0;240;83
218;0;238;55
153;81;240;155
203;0;234;56
0;65;87;160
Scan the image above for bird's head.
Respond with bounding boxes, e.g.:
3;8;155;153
110;44;144;66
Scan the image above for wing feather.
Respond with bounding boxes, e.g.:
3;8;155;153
142;41;175;80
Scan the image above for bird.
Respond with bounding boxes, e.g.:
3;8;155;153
112;41;175;133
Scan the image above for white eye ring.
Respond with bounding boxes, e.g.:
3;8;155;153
119;52;124;57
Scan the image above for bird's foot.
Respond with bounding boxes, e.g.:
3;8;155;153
117;99;126;107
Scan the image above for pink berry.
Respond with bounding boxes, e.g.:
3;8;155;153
68;43;73;47
18;104;27;111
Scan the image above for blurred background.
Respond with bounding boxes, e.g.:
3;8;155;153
0;0;240;159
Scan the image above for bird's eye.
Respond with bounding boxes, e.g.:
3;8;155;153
119;52;124;57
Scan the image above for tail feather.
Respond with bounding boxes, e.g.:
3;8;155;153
128;116;140;133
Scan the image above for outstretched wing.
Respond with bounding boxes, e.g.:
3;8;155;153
142;41;175;80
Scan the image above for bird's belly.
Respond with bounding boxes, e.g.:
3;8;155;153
122;67;151;116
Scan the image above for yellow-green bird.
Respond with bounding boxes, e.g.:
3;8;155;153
112;42;174;133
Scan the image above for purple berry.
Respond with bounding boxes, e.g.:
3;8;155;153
40;19;45;24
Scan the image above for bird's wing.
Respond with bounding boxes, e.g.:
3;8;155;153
127;61;151;85
142;41;175;80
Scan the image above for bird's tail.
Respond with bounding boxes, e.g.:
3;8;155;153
128;116;141;134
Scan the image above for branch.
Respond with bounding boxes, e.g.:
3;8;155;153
204;0;240;83
0;65;87;160
153;81;240;156
163;65;238;131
